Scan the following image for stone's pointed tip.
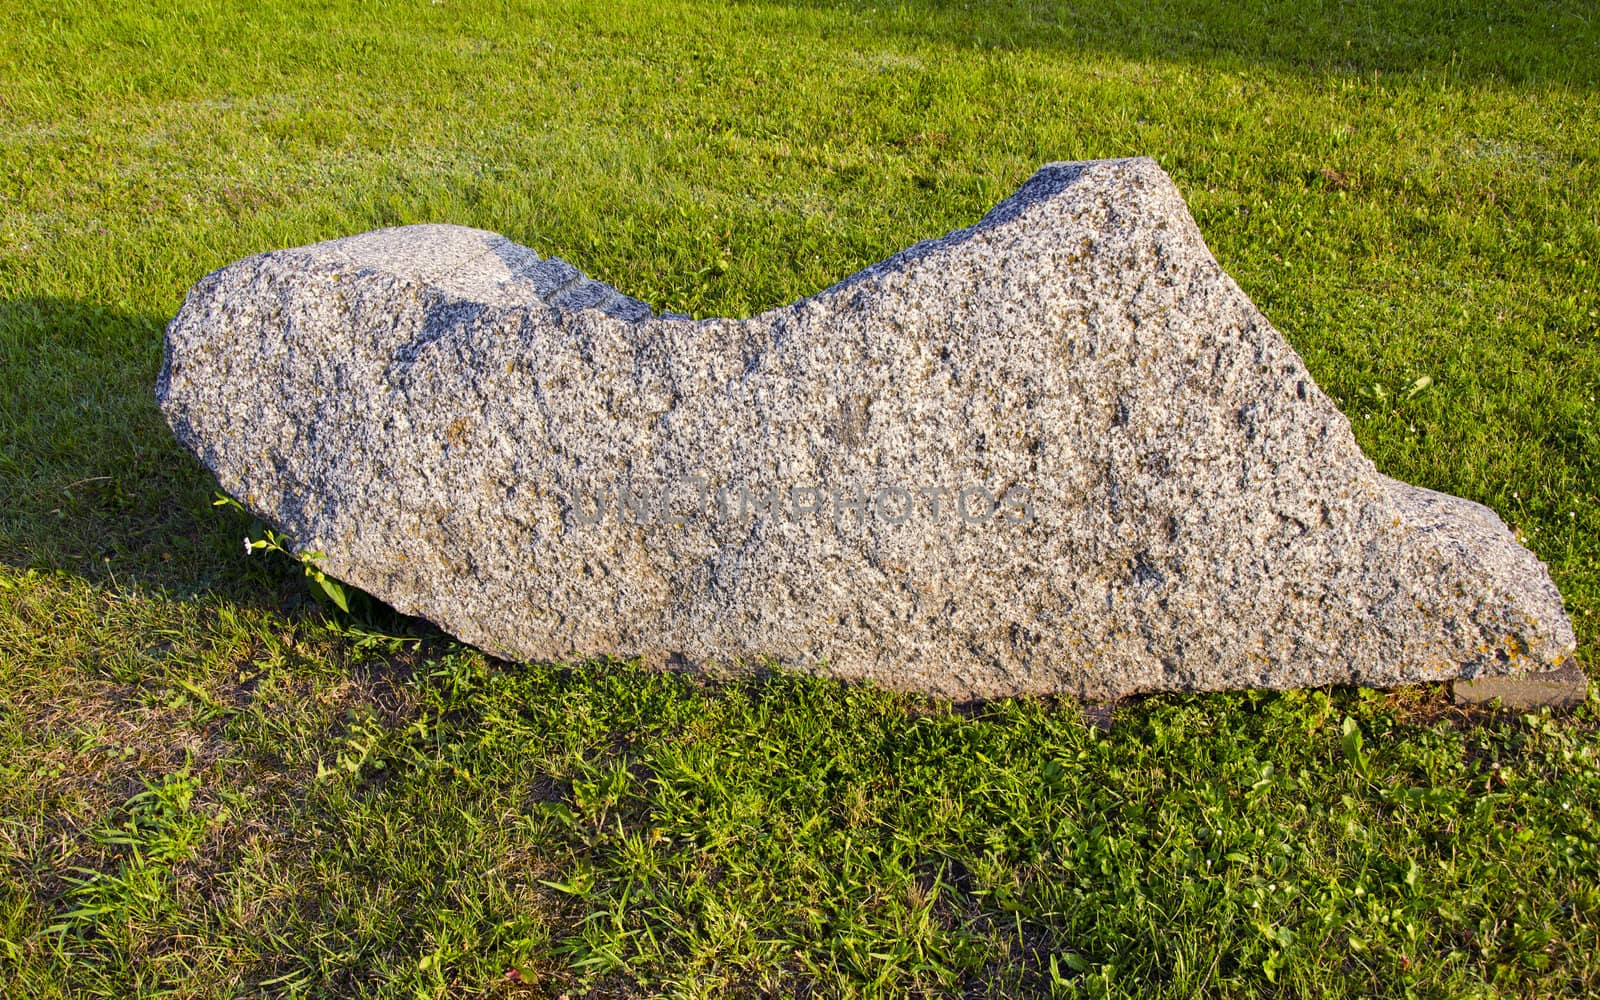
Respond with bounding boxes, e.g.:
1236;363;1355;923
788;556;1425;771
1025;155;1175;189
965;156;1191;250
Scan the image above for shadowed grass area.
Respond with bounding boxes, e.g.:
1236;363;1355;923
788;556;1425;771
1;0;1598;995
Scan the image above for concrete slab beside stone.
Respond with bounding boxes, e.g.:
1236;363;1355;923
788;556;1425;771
157;157;1578;701
1452;661;1589;711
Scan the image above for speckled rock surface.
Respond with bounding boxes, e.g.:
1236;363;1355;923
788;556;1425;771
157;157;1577;701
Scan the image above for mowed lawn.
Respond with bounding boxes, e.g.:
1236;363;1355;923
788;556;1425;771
2;1;1599;996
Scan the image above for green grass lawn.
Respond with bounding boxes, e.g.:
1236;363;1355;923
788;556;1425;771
2;0;1599;995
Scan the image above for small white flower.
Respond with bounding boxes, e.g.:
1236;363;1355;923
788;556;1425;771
244;536;252;555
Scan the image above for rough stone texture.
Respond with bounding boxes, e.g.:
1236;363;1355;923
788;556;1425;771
157;157;1577;701
1452;661;1589;711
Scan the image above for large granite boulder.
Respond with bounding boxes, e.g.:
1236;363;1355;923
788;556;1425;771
158;157;1576;701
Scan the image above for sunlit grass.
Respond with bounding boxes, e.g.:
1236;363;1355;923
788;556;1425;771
1;0;1597;995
